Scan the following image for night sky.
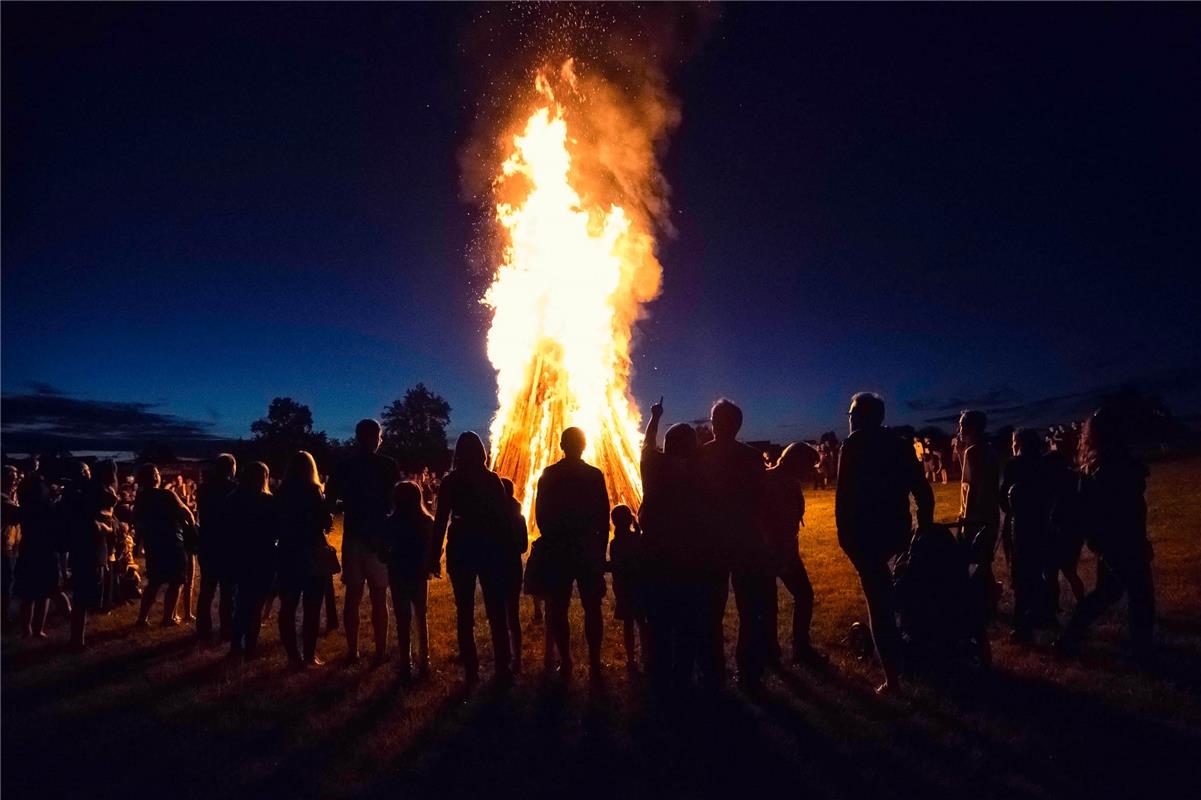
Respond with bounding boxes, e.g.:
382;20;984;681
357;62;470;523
4;3;1199;452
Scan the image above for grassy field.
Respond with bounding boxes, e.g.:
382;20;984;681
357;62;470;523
4;458;1200;800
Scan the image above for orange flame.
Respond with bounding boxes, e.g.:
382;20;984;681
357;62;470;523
483;59;663;523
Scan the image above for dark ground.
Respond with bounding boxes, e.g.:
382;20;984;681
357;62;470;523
4;461;1200;799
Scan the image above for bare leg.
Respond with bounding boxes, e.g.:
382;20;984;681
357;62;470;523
182;556;195;621
549;596;572;673
70;602;87;647
344;582;364;660
31;599;49;637
583;599;604;675
368;581;389;663
136;582;161;625
161;581;182;626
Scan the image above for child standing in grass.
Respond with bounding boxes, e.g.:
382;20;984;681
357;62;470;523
386;481;434;683
609;505;648;673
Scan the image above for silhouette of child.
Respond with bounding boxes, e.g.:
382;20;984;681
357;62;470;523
609;504;648;673
386;481;434;682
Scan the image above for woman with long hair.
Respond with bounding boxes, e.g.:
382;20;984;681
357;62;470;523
133;463;195;628
431;432;511;684
276;451;334;668
1055;408;1155;659
386;481;434;682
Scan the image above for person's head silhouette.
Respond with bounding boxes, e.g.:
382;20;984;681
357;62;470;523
848;392;885;434
611;504;635;531
501;477;515;498
664;422;697;458
710;399;743;443
561;427;586;460
355;419;383;453
774;441;819;477
453;431;489;471
957;409;987;446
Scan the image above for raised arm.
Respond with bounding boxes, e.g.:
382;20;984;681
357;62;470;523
643;396;664;453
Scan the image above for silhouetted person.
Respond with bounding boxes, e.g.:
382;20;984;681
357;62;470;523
326;419;397;664
195;453;238;641
432;432;512;684
999;429;1054;642
836;392;933;695
1045;434;1086;605
697;398;769;690
69;460;119;649
536;427;610;683
227;462;278;658
958;410;1001;576
2;466;19;629
386;481;434;682
609;504;648;673
763;442;826;666
640;398;704;691
1055;409;1155;660
134;464;195;628
15;465;70;637
500;478;527;674
277;451;334;668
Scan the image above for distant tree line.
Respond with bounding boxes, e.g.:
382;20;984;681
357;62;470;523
228;384;452;476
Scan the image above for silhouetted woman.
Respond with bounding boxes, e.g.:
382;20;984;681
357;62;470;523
226;462;278;658
386;481;434;682
638;398;704;691
276;451;334;668
1055;409;1156;659
431;432;511;684
134;464;195;627
69;460;119;648
763;443;826;665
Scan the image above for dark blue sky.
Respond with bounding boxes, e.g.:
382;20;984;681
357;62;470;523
4;3;1200;449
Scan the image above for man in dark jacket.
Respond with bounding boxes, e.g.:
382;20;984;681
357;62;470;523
836;392;934;695
536;427;610;682
195;453;237;641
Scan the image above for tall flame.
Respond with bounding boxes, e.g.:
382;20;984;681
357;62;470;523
483;60;662;522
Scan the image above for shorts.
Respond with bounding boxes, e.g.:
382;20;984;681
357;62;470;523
341;536;389;591
545;544;606;606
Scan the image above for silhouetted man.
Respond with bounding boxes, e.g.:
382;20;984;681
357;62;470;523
535;427;610;683
836;392;933;695
326;419;398;664
958;409;1000;574
195;453;237;641
697;398;769;690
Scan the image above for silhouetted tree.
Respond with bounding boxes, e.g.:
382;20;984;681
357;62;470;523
381;384;452;472
248;397;330;475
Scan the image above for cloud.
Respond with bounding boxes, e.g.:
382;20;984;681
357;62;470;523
1;383;224;454
914;368;1201;427
905;385;1024;413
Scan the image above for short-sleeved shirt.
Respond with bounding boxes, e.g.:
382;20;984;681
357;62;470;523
961;443;1001;528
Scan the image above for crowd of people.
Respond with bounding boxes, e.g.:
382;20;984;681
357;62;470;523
0;394;1155;696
